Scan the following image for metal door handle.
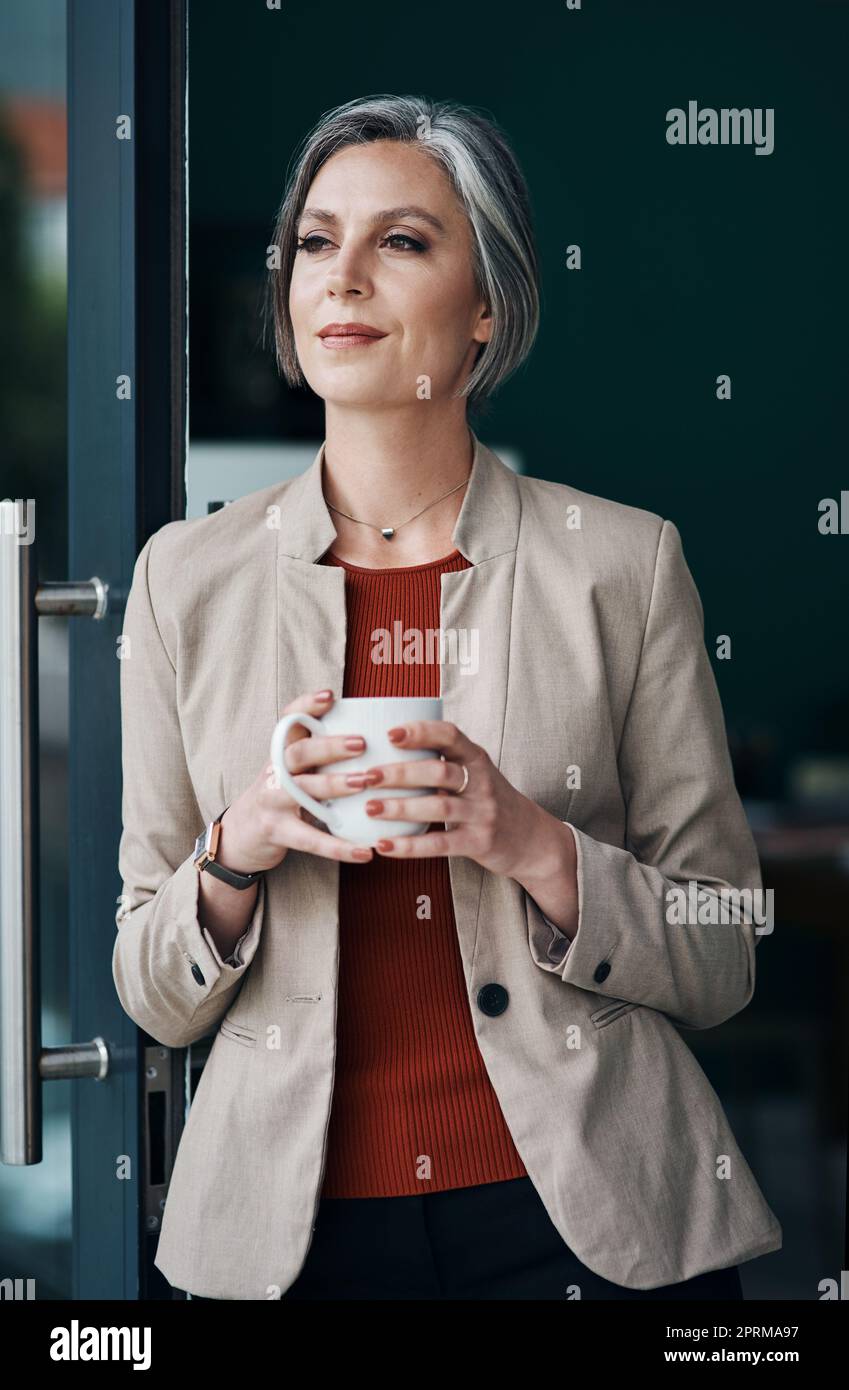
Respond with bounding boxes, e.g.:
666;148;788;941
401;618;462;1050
1;498;111;1165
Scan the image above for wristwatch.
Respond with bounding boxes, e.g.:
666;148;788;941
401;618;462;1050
193;807;263;890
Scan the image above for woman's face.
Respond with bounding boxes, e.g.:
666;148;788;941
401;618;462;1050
288;139;492;409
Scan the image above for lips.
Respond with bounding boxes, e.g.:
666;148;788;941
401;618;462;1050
317;322;388;346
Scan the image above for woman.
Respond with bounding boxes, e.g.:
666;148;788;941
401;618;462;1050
113;94;782;1300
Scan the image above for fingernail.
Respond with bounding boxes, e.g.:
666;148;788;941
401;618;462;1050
376;839;394;852
345;736;366;749
352;847;372;860
365;800;383;815
315;689;332;700
387;727;406;743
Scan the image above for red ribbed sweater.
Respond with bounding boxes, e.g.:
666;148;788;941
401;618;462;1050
317;545;528;1198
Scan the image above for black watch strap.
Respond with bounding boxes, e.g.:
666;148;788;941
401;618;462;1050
194;808;263;890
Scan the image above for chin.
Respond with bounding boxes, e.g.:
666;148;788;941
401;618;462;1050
305;372;404;409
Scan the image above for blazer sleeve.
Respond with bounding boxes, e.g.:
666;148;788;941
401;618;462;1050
112;530;266;1048
526;518;766;1031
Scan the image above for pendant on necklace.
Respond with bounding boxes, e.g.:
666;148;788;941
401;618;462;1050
381;527;395;540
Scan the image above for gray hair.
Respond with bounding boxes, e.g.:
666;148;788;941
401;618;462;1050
264;94;540;415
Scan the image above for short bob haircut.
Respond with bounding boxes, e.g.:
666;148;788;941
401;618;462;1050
264;94;540;415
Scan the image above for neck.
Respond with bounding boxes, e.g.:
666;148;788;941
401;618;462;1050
320;403;474;566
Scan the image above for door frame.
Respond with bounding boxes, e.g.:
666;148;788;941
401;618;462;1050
67;0;187;1299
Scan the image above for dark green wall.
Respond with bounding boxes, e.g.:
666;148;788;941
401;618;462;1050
189;0;849;793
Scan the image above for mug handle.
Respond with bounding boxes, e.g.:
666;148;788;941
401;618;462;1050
269;712;331;823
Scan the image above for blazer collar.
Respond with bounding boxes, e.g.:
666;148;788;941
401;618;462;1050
274;426;521;565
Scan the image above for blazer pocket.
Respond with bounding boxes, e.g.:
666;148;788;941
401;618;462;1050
589;999;639;1029
218;1018;258;1048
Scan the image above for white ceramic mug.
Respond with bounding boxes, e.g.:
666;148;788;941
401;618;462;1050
269;697;443;846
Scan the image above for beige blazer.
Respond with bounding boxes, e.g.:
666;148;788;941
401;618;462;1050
113;430;782;1299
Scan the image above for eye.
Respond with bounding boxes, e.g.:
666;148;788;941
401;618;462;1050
381;233;427;252
295;231;427;255
295;234;332;254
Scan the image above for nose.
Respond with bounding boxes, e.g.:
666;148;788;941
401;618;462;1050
324;241;372;299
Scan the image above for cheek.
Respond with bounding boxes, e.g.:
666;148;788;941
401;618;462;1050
287;273;305;328
403;275;478;352
288;261;318;325
435;264;480;327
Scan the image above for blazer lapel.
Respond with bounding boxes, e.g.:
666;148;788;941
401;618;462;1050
273;430;522;965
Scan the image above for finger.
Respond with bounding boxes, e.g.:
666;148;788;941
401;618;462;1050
373;827;459;857
349;757;464;792
261;759;368;802
364;792;475;824
286;732;369;773
384;719;473;759
280;689;337;746
295;769;382;800
284;816;375;862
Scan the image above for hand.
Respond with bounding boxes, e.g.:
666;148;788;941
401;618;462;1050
218;690;377;869
359;718;567;884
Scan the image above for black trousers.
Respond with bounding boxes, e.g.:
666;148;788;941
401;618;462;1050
188;1175;744;1301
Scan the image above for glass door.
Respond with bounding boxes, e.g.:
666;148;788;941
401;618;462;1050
0;0;70;1302
0;0;188;1301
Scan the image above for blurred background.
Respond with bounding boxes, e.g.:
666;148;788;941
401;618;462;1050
0;0;846;1299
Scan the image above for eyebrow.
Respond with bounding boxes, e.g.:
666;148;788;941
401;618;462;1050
297;205;447;235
